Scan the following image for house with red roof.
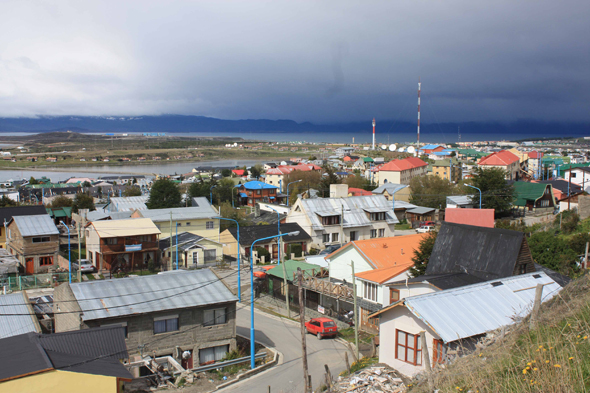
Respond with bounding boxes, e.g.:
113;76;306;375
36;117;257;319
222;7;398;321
231;169;246;177
527;151;544;179
264;163;322;190
376;157;428;185
478;150;521;180
347;187;372;197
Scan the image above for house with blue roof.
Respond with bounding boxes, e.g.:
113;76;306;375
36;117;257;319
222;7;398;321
236;181;285;207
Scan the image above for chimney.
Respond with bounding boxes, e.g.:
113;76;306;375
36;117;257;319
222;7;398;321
383;243;388;248
401;248;404;255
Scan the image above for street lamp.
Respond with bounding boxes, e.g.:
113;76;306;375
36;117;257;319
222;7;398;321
248;231;300;369
286;180;302;207
215;216;242;302
210;185;217;204
60;221;71;283
466;184;482;209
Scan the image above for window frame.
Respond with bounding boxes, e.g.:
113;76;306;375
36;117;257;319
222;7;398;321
32;236;51;243
433;339;444;364
153;315;179;334
203;308;227;326
322;234;330;243
331;233;339;242
370;229;377;238
395;329;422;365
206;221;214;229
39;256;53;266
389;288;400;304
379;228;385;237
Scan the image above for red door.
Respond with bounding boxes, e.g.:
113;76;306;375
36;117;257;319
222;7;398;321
25;258;34;274
181;350;193;370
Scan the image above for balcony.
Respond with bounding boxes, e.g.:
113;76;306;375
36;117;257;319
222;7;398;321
101;241;158;254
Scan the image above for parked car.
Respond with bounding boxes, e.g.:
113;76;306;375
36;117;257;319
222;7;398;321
416;225;435;233
319;244;342;256
305;317;338;339
72;259;96;273
419;221;435;227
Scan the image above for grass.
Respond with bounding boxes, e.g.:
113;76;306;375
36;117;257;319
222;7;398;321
339;357;379;377
409;273;590;393
338;327;376;345
395;223;413;230
85;274;95;280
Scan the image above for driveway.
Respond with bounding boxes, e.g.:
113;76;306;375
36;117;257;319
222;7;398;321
221;305;351;393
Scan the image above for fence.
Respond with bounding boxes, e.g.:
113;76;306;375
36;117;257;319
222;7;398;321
1;272;81;292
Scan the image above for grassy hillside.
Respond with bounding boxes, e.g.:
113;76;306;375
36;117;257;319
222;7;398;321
409;273;590;392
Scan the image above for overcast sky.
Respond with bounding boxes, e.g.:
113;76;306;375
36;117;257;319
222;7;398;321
0;0;589;123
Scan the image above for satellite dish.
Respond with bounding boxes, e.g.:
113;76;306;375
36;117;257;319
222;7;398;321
407;146;416;154
381;145;387;150
389;144;397;151
398;147;405;152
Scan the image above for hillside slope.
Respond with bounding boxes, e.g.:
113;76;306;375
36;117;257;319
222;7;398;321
410;273;590;393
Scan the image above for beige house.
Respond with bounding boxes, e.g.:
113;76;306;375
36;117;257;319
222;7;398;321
376;157;428;185
85;218;161;272
478;150;521;180
6;215;60;275
131;198;219;242
159;232;223;269
286;195;397;249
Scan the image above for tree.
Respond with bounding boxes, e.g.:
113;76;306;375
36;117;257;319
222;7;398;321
219;202;251;231
469;167;515;213
50;195;73;208
409;231;438;277
528;231;578;275
249;164;263;179
343;173;367;190
72;192;95;213
146;179;182;209
0;196;17;207
221;168;232;178
82;181;92;187
123;185;142;197
410;175;460;209
187;178;215;202
28;177;39;185
567;233;590;255
214;178;236;204
319;166;340;197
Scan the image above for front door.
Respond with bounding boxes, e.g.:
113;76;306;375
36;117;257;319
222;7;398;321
181;350;193;370
25;258;34;275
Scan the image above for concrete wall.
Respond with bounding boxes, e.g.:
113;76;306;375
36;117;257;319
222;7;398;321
54;283;84;332
579;195;590;220
387;282;437;301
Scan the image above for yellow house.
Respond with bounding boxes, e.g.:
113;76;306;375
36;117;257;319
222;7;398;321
431;158;462;183
131;197;220;242
0;205;47;249
0;326;132;393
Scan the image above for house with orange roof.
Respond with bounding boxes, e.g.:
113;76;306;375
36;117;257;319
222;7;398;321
324;234;425;332
347;187;372;197
478;150;520;180
445;208;495;228
376;157;428;185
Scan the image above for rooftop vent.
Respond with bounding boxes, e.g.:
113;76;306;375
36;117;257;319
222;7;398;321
533;274;541;279
491;281;503;287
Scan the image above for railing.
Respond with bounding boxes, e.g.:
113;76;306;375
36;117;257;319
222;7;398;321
178;353;267;374
101;241;158;253
1;273;81;292
301;275;354;301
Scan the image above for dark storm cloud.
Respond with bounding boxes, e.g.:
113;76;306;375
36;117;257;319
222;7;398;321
0;0;589;122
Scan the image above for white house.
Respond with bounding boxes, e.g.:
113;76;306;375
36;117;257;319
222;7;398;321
286;195;398;249
371;272;561;377
562;166;590;187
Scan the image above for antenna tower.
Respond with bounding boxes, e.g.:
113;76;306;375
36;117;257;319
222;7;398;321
372;118;376;150
417;79;421;148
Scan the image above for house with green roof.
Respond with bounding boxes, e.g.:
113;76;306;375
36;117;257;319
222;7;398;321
512;181;555;211
265;259;325;308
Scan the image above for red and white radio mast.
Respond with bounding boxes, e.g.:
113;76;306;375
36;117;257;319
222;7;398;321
417;78;421;148
372;117;376;150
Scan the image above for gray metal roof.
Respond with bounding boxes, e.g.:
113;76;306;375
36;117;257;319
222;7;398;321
446;195;475;206
372;183;406;194
299;195;398;231
407;207;436;215
0;293;41;339
12;214;59;237
70;268;237;321
108;196;148;212
0;249;20;275
137;203;218;222
403;272;561;343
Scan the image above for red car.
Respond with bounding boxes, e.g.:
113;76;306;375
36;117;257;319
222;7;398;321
305;317;338;339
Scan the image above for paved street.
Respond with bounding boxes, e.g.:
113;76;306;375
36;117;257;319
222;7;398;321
221;305;351;393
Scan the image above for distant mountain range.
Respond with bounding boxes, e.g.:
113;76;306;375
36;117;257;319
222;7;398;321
0;115;588;138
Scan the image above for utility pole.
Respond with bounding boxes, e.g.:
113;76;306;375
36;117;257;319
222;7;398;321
170;211;173;271
77;225;82;282
351;260;359;362
281;252;290;318
340;203;344;245
297;267;311;393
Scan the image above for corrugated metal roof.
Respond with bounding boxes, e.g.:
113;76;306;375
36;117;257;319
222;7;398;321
109;196;148;212
403;272;561;343
90;218;160;238
446;195;475;206
12;214;59;237
0;293;40;339
70;268;237;321
299;195;398;231
407;207;435;215
137;204;218;222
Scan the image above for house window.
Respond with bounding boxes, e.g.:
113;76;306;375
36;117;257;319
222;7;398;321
192;253;198;265
186;222;191;226
204;249;216;262
396;329;422;365
433;339;444;364
332;233;339;243
389;288;400;304
322;234;330;243
519;264;527;274
105;238;118;245
321;216;341;226
350;231;358;241
370;212;386;221
32;236;51;243
206;221;214;229
370;229;377;238
39;256;53;266
379;228;385;237
102;322;128;338
154;315;179;334
199;345;229;365
256;190;261;195
203;308;227;326
177;223;182;227
363;282;378;302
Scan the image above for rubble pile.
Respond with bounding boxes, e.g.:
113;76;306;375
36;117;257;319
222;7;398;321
333;366;406;392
